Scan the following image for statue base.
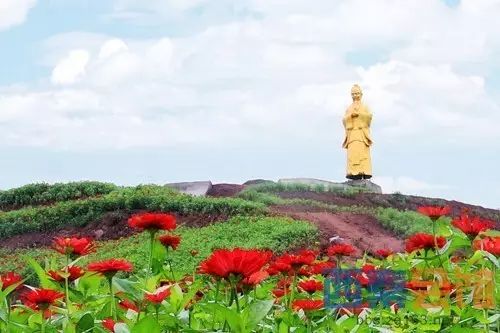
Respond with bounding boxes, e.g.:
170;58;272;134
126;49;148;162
277;178;382;194
343;179;382;194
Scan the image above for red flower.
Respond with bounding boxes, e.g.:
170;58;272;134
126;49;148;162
22;288;64;310
145;286;170;304
158;234;181;250
198;248;272;280
452;215;494;237
88;259;133;277
327;243;356;257
102;318;117;332
0;272;23;291
361;264;376;273
473;237;500;256
374;249;394;258
47;266;84;282
417;205;450;221
272;288;287;298
405;233;446;253
270;249;318;274
267;261;292;275
119;299;139;313
298;279;324;294
241;270;269;287
128;212;176;231
292;299;324;312
309;261;336;275
52;237;94;257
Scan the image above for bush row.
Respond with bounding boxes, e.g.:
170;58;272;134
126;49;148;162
0;185;266;238
244;181;366;197
375;207;433;237
0;181;118;210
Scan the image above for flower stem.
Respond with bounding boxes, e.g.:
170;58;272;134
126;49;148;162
432;221;443;266
6;297;11;333
40;314;46;333
166;248;175;280
211;280;221;330
288;273;297;308
148;231;155;275
108;277;117;321
65;255;71;317
307;316;313;333
233;285;241;313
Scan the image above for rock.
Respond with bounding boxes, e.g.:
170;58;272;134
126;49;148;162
343;179;382;194
165;181;213;196
94;229;104;239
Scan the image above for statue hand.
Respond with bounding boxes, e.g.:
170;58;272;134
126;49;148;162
351;112;359;117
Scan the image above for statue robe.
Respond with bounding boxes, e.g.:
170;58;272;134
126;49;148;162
342;104;373;177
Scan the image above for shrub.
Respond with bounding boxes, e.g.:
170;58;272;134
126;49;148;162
0;181;118;210
0;186;266;238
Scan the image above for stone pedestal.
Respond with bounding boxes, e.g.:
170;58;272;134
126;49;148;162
343;179;382;193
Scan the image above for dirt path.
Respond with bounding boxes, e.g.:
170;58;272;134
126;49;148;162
271;205;404;255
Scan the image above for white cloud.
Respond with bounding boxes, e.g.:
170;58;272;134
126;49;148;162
51;50;90;85
1;0;500;152
0;0;36;31
98;38;129;59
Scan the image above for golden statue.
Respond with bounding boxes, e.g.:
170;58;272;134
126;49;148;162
342;84;373;180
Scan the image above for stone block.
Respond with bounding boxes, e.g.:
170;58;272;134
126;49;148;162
165;181;213;196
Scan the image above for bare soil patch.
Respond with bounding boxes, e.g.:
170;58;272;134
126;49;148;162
206;184;246;197
0;210;229;249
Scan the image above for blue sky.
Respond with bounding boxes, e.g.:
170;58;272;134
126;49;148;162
1;0;499;209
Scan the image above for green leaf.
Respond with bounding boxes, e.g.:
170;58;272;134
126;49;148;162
113;278;141;299
450;326;482;333
465;250;485;269
131;316;161;333
152;239;167;274
63;322;77;333
436;223;453;237
169;284;184;312
419;323;441;331
244;299;274;331
24;256;57;289
482;251;499;268
76;313;94;333
486;313;500;324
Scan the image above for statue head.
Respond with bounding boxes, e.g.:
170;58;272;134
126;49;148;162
351;84;362;101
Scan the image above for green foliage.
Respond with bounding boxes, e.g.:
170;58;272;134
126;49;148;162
0;181;118;210
0;186;266;238
391;191;407;205
375;207;434;237
0;215;318;280
242;181;366;197
238;189;374;215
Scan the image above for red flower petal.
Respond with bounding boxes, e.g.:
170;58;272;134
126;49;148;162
128;213;176;231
